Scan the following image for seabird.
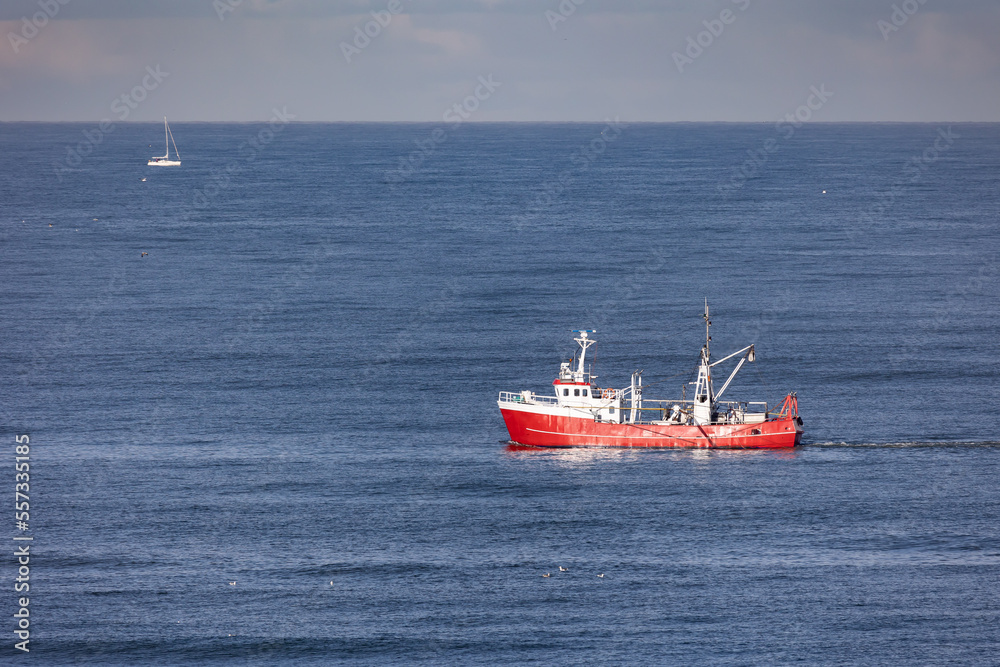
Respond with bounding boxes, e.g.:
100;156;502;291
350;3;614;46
542;573;551;578
597;574;605;578
228;581;236;586
559;566;568;572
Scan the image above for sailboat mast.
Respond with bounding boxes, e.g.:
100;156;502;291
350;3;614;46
166;121;180;160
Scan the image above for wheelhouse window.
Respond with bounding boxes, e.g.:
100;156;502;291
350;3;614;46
574;389;580;396
582;389;588;397
563;388;569;396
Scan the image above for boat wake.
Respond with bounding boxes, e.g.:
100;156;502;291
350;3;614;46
806;440;1000;448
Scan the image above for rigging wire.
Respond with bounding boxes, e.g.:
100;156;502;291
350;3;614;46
754;363;774;408
633;364;700;390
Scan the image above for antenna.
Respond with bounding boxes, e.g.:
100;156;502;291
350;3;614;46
571;330;597;380
703;299;712;357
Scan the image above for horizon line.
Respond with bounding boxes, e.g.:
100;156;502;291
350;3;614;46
1;119;996;124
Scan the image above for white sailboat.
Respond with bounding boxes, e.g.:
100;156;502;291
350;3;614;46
148;117;181;166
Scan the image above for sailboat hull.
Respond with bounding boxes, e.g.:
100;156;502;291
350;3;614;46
149;117;181;166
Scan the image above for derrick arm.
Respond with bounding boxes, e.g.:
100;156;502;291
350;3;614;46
712;345;755;402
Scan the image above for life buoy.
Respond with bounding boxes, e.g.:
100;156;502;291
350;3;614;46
601;388;616;400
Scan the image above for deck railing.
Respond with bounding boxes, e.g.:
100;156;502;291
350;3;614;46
498;392;767;412
638;399;769;412
498;391;558;406
499;390;775;424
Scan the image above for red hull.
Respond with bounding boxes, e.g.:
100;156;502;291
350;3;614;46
500;408;801;449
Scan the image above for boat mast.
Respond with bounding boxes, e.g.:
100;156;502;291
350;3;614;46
692;300;714;425
571;330;596;382
166;118;180;160
703;298;711;358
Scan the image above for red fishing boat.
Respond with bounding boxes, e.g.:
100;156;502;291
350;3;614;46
498;303;802;449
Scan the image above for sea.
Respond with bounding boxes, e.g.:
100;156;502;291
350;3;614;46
1;121;999;665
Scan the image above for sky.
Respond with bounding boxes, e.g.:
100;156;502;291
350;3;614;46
1;0;998;122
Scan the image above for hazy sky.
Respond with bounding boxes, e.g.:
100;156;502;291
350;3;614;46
1;0;998;121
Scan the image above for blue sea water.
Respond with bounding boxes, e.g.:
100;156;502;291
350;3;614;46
1;121;999;664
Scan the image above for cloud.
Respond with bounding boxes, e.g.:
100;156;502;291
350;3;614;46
1;1;999;121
